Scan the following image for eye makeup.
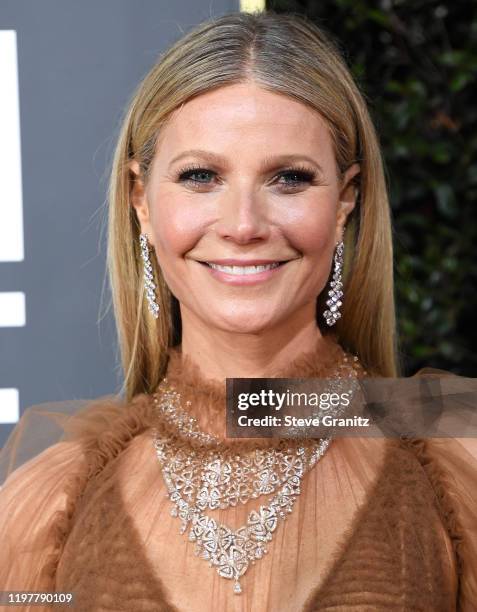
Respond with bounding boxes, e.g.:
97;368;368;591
175;162;322;191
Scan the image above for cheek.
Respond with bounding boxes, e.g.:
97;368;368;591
281;196;337;260
150;197;204;258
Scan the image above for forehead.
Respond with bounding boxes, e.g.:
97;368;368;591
155;82;334;162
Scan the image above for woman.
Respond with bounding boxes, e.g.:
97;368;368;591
1;11;476;611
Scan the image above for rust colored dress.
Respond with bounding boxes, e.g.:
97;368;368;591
1;333;476;611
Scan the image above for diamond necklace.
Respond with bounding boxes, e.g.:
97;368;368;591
151;379;332;595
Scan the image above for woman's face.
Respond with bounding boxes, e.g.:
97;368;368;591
131;82;359;335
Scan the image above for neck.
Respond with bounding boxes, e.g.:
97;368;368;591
179;306;326;381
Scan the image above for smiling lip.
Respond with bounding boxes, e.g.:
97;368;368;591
195;258;292;285
201;259;288;265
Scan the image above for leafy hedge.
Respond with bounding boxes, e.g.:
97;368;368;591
267;0;477;375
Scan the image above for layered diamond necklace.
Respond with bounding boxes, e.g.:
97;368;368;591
151;379;333;595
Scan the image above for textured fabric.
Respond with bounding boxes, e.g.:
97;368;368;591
1;332;476;611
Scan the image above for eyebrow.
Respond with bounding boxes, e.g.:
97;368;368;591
168;149;325;175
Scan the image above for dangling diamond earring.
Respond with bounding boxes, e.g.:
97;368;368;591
323;236;344;327
139;233;160;319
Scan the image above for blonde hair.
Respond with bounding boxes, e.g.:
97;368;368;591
107;10;400;401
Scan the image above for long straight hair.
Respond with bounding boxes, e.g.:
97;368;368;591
107;11;400;401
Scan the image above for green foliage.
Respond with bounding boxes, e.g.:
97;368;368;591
267;0;477;375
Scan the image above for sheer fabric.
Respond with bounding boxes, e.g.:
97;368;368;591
1;333;476;611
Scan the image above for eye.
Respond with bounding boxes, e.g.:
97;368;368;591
177;164;216;187
275;166;318;189
175;163;320;190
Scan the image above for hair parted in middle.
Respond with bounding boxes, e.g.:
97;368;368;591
106;10;399;401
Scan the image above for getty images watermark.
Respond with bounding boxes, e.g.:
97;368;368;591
225;375;477;438
235;386;367;428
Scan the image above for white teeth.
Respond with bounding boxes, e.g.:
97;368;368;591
206;262;281;275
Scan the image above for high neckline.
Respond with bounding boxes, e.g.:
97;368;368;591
158;333;365;442
166;333;348;392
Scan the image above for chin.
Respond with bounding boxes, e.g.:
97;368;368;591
207;310;282;334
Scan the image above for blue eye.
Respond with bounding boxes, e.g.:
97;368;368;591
178;167;214;184
176;164;319;190
277;169;316;186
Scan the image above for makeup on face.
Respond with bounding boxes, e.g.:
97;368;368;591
134;82;356;333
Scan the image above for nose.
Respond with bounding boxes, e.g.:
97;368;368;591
215;184;271;244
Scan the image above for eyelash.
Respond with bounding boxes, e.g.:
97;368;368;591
176;163;319;190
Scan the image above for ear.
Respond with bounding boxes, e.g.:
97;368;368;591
336;163;360;242
129;160;155;245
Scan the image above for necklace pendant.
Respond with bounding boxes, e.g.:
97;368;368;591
152;385;334;596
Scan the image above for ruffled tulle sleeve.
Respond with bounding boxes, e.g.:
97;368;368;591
395;368;477;611
0;399;90;484
0;394;128;598
0;437;85;592
398;434;477;611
